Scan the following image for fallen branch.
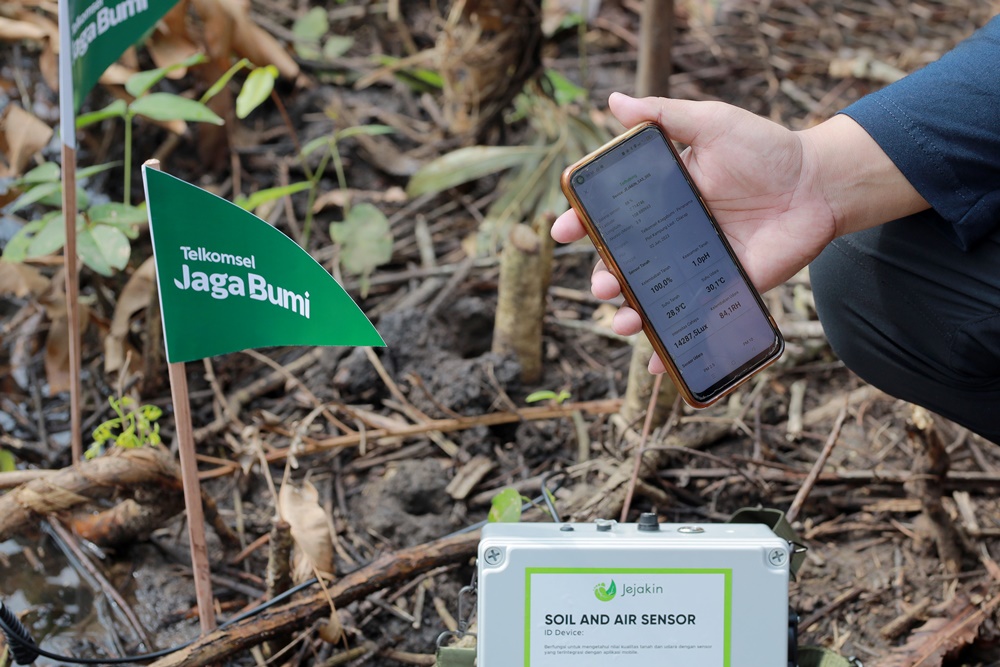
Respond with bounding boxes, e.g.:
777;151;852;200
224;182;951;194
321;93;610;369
148;531;481;667
0;447;182;542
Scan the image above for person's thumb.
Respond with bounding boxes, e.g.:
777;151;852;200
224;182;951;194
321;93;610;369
608;93;709;146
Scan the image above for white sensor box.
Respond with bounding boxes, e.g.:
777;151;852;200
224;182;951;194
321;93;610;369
477;521;790;667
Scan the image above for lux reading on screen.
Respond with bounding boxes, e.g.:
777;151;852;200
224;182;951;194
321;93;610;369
561;122;784;408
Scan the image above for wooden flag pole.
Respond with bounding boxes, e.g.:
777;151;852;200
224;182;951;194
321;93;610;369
145;159;217;634
57;0;82;464
61;144;83;465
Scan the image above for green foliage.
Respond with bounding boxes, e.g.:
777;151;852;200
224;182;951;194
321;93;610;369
2;163;144;276
407;87;610;255
373;55;443;93
488;487;529;523
525;389;572;404
237;65;279;119
234;182;312;213
329;202;393;297
294;121;393;247
86;395;163;460
292;7;354;62
0;448;15;473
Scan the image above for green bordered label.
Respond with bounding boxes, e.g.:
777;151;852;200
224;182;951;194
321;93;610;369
524;568;732;667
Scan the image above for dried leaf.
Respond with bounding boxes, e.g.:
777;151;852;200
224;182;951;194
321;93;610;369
0;260;50;298
317;610;344;644
0;104;54;178
45;309;71;394
875;587;1000;667
191;0;299;80
278;480;335;583
0;16;46;41
105;257;156;374
406;145;547;197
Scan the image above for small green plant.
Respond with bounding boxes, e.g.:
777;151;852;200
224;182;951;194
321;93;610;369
85;395;163;460
291;6;354;62
488;487;529;523
0;447;15;473
2;161;145;276
407;77;608;255
525;389;572;405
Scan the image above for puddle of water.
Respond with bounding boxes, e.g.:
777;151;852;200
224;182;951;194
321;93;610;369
1;533;116;665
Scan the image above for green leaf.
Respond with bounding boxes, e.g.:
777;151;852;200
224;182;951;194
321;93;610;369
0;448;15;472
525;390;558;403
7;181;60;213
26;211;67;258
125;52;208;97
18;162;61;185
88;203;148;237
488;488;524;523
329;203;393;297
545;69;587;105
77;161;121;180
322;35;354;60
292;6;328;59
334;124;395;141
201;58;250;105
300;136;330;159
236;65;278;119
235;181;312;212
78;223;131;276
407;145;547;197
374;55;443;91
130;93;224;125
1;219;44;262
76;99;128;129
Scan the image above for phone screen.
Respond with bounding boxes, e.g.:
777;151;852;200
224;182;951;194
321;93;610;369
568;125;781;401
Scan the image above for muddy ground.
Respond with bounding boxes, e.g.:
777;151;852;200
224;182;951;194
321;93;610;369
2;1;1000;665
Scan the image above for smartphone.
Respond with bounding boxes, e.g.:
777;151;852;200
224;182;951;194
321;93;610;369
561;121;784;408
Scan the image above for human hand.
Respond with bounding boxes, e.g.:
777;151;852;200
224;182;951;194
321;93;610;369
552;93;841;373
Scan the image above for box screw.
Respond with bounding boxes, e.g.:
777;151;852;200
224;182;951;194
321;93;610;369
767;548;788;567
483;546;504;566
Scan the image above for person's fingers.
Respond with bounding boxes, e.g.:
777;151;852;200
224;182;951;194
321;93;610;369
612;306;643;336
551;209;587;243
591;262;622;300
647;353;667;375
608;93;718;147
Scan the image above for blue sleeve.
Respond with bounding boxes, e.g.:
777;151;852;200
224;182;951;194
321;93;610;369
839;16;1000;250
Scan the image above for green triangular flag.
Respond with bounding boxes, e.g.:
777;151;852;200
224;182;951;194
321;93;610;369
61;0;182;114
142;166;384;363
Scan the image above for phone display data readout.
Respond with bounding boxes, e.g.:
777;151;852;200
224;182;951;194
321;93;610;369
573;128;776;394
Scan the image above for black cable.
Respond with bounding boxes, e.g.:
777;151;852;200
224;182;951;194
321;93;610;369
0;577;320;665
0;483;569;665
0;601;39;665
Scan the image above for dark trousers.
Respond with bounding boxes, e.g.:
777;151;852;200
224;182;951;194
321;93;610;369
810;213;1000;444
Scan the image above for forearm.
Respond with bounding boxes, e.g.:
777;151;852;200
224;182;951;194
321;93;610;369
798;114;929;238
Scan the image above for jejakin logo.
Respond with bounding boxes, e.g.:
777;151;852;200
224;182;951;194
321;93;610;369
594;580;617;602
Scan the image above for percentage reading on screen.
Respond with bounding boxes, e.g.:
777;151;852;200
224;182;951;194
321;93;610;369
649;277;673;294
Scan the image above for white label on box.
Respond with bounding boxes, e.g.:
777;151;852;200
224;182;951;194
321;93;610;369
525;568;731;666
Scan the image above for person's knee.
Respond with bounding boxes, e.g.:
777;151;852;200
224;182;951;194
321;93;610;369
809;241;876;374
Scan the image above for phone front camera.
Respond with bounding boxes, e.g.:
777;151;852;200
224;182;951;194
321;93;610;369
575;175;585;185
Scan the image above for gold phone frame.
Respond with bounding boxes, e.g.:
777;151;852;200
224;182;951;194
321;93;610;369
561;121;784;408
